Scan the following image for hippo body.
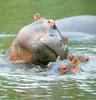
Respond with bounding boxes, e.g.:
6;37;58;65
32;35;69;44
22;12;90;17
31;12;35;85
56;15;96;40
8;15;94;67
8;19;68;66
56;15;96;34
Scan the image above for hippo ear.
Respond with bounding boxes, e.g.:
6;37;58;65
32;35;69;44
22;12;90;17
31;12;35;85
67;53;75;61
71;57;81;73
34;13;41;21
63;36;68;44
56;56;61;62
72;57;79;66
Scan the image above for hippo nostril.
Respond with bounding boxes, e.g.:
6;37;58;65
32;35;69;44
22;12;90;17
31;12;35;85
48;20;50;23
49;34;55;36
62;67;67;70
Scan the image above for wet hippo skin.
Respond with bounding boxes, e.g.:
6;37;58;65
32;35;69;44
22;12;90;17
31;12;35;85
47;56;80;75
7;15;94;67
47;53;89;75
56;15;96;40
8;19;68;66
56;15;96;34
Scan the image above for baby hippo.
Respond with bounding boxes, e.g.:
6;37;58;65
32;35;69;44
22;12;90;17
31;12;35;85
47;54;89;75
47;56;80;75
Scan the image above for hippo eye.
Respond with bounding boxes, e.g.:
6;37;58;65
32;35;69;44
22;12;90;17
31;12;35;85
59;65;68;74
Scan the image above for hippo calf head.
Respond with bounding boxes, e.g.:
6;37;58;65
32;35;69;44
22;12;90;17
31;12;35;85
48;59;72;75
47;56;80;75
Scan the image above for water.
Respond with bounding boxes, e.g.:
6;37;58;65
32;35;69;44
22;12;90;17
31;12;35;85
0;34;96;100
0;0;96;100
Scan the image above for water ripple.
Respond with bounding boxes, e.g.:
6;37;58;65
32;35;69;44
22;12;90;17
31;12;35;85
0;34;16;38
0;38;96;100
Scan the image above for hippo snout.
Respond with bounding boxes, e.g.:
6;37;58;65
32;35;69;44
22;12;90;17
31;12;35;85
47;60;72;75
8;16;68;66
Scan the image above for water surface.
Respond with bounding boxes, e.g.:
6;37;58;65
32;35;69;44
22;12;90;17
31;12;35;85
0;34;96;100
0;0;96;100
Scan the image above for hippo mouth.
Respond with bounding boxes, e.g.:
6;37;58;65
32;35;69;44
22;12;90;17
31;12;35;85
29;22;68;65
37;37;68;62
30;31;66;66
35;28;68;63
31;41;58;65
40;42;58;57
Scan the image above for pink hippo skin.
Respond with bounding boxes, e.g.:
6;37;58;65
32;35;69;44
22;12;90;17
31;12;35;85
47;56;80;75
47;54;89;75
7;14;68;67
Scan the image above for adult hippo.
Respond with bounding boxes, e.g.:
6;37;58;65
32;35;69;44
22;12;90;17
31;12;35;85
34;14;96;40
7;14;95;67
7;17;68;67
56;15;96;40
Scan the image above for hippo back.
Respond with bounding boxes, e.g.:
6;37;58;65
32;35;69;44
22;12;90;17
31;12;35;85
56;15;96;34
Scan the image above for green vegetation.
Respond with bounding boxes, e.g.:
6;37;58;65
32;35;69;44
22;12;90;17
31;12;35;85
0;0;96;34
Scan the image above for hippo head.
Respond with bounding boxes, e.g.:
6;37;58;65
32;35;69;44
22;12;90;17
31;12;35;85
15;17;68;66
47;59;72;75
47;56;80;75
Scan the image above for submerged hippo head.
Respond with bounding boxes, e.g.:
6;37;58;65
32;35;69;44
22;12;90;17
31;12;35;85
8;16;68;66
48;59;72;75
47;56;80;75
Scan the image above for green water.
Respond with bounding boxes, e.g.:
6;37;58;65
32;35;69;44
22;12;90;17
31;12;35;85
0;0;96;100
0;0;96;34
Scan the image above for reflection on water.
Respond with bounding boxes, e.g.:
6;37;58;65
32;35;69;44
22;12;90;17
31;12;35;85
0;35;96;100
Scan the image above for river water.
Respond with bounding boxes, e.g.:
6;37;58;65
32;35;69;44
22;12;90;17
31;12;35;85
0;34;96;100
0;0;96;99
